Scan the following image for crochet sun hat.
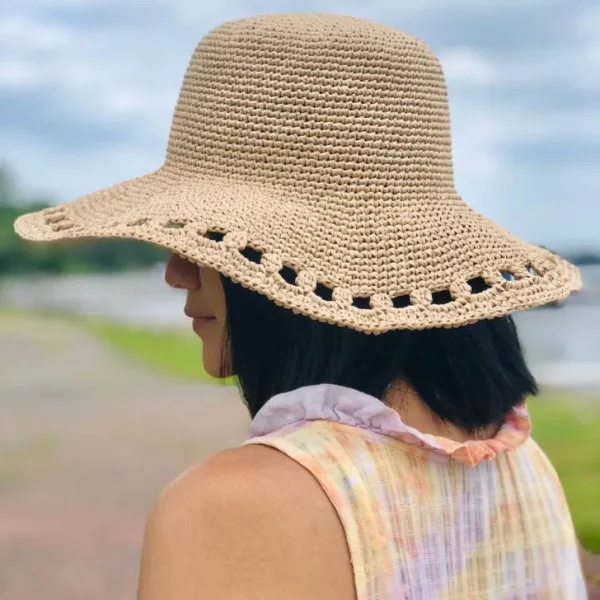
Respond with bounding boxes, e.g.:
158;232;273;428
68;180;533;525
14;13;581;333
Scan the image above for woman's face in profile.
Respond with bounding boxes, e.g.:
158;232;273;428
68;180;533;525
164;253;227;378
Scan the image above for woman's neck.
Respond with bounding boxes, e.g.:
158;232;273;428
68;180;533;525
384;383;500;442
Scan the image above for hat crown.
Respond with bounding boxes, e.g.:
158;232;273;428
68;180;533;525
166;14;455;200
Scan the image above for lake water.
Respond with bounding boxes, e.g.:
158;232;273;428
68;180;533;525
2;265;600;392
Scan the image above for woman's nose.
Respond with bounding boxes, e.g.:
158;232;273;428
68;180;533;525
165;253;200;290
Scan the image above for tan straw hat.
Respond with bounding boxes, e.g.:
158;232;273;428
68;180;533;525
14;13;581;333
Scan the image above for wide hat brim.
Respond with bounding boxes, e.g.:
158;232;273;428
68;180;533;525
14;165;581;334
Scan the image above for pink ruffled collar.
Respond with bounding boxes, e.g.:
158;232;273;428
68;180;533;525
248;384;532;467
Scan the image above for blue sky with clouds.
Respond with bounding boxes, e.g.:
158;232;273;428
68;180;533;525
1;0;598;251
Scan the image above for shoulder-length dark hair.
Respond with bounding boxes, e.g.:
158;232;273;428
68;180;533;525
221;277;538;433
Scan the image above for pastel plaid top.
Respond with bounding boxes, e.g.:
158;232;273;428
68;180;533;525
245;384;586;599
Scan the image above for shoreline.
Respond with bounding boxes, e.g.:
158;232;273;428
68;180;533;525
2;303;600;395
2;308;600;406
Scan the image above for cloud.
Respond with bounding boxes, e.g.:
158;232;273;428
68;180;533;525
440;48;498;84
468;110;600;143
0;60;41;88
574;4;600;37
0;16;74;90
0;131;163;201
0;15;73;51
0;11;179;142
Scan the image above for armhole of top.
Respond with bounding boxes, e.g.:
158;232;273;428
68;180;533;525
245;436;362;597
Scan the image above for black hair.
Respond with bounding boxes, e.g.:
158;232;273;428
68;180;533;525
221;277;538;434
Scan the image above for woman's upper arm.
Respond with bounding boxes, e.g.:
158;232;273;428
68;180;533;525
136;445;355;600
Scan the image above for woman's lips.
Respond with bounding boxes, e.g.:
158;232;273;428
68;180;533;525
191;316;216;334
184;308;216;334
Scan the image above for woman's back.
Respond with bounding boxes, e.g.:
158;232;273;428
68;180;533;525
247;384;587;599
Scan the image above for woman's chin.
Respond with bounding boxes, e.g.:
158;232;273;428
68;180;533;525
203;361;222;379
202;352;229;379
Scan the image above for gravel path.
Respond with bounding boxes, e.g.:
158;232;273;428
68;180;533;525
0;313;248;600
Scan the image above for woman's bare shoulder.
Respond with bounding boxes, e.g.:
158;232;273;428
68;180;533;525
137;445;355;600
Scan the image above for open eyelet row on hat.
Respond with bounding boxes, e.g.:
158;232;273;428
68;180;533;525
188;227;545;312
136;221;547;312
40;215;547;313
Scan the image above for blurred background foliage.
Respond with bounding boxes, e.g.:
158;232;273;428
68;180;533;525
0;165;167;275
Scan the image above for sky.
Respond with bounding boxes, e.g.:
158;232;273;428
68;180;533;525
1;0;598;251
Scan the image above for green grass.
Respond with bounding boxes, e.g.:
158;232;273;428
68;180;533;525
528;397;600;551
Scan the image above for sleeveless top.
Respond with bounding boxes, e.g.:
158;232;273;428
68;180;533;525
244;384;586;599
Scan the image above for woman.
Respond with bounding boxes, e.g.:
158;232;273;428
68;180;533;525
15;13;598;599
